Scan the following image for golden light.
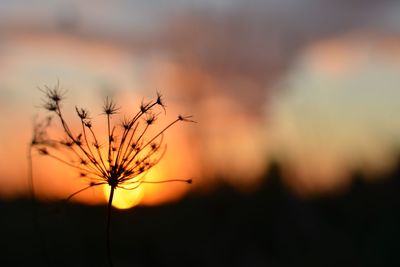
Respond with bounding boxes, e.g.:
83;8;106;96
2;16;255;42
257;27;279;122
102;167;175;209
103;184;144;210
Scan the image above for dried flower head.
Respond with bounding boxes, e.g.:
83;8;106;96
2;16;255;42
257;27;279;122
33;83;195;266
103;96;120;115
39;82;66;112
34;85;193;196
31;115;53;146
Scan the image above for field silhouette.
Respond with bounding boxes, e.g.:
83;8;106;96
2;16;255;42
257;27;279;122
2;158;400;266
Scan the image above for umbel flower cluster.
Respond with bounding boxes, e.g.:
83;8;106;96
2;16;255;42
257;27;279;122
34;84;194;201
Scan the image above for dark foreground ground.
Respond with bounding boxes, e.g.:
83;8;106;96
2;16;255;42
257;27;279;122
1;161;400;267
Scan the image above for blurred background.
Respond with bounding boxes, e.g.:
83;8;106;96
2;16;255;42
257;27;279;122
1;0;400;266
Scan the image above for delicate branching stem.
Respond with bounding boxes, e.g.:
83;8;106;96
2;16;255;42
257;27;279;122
65;182;105;202
55;104;108;177
107;114;112;163
119;122;140;168
88;127;108;171
27;145;47;264
122;118;180;168
81;121;97;165
27;146;36;207
27;145;38;240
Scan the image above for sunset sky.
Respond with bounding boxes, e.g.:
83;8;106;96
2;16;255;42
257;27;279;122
1;0;400;208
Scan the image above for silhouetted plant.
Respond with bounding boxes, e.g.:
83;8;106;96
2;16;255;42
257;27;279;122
33;83;194;266
29;115;53;199
28;115;53;264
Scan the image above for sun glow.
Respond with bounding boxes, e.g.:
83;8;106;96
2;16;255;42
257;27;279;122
104;185;145;210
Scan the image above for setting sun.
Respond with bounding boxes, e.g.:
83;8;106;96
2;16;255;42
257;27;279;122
104;185;144;210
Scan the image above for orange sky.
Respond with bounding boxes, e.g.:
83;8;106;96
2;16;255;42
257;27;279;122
1;30;400;207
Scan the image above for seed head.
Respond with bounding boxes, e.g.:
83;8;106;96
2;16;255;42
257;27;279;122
43;101;58;112
156;91;166;113
39;83;66;111
76;106;90;120
145;112;157;125
34;85;195;199
33;84;196;267
84;121;92;128
103;97;120;115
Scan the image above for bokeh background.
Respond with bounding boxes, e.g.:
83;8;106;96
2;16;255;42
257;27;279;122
1;0;400;266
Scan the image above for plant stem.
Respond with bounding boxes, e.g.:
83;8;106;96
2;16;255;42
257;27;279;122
27;146;36;210
107;186;115;267
28;146;46;264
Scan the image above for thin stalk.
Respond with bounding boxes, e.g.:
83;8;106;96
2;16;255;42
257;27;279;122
107;114;112;163
65;182;105;202
27;146;46;264
81;121;97;166
28;146;36;209
107;186;115;267
88;127;108;171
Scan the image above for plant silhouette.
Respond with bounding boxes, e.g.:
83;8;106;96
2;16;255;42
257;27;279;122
33;83;194;266
28;115;53;264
